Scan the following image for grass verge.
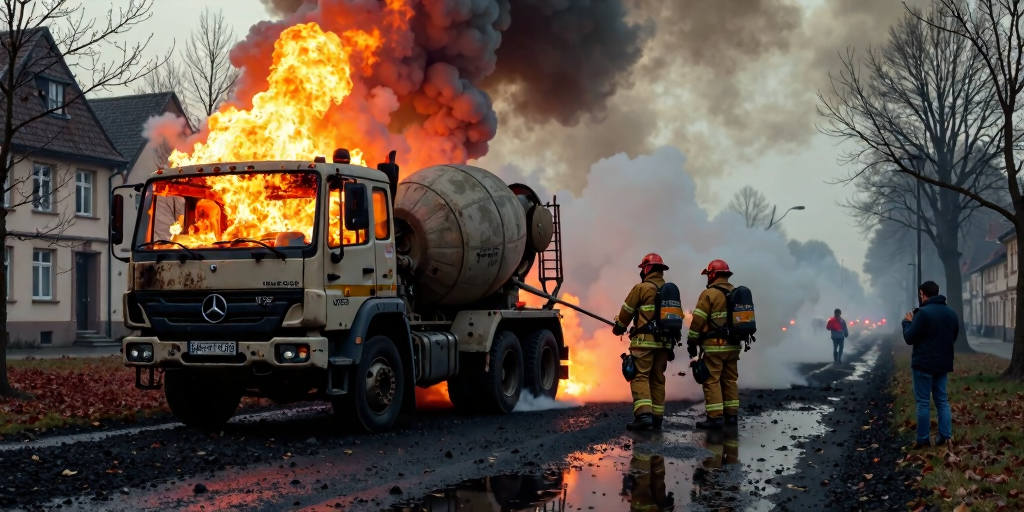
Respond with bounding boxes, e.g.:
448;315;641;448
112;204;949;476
1;356;269;436
890;344;1024;511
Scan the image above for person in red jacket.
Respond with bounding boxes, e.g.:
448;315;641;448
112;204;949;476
826;309;849;364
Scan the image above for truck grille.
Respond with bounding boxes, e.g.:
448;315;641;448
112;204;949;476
134;290;305;342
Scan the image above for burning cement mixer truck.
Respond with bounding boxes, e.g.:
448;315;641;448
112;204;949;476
110;150;596;433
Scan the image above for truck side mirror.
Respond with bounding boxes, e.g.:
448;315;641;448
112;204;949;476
111;194;124;245
344;182;369;231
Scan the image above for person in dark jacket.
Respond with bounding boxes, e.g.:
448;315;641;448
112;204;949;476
902;281;958;449
826;309;849;363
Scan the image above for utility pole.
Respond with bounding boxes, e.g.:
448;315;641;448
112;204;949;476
916;176;922;286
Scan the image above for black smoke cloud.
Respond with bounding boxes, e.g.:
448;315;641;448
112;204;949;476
258;0;649;129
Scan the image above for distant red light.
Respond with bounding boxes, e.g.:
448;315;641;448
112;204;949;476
789;320;795;325
782;327;787;331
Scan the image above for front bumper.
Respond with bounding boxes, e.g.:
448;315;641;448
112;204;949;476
122;336;329;369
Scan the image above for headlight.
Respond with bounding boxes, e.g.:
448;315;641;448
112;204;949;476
276;344;310;364
126;343;154;363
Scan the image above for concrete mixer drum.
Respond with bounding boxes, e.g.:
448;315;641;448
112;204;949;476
394;165;530;306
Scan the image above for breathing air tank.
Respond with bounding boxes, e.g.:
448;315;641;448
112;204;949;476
393;164;552;306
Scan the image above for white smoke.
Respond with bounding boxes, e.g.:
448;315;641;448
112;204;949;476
495;146;878;403
513;391;582;412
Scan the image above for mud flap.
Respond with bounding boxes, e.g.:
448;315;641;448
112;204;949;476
135;367;163;390
326;356;352;396
559;364;569;380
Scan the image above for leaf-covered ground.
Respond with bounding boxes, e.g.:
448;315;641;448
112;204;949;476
890;346;1024;512
1;356;269;436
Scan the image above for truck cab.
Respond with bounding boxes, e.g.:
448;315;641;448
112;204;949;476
112;152;568;432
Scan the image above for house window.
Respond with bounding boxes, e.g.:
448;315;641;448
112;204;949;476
47;80;65;114
4;246;10;300
32;164;52;212
32;249;52;300
2;169;9;209
75;170;93;216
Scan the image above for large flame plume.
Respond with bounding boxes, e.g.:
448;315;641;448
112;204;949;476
169;23;373;168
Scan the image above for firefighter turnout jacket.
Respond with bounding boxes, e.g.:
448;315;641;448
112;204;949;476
686;277;741;353
615;272;667;349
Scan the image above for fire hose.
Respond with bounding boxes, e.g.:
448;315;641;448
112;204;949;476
510;279;617;327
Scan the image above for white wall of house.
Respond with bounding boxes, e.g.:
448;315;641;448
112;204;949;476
4;155;117;347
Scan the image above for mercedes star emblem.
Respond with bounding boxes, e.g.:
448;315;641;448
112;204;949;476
201;294;228;323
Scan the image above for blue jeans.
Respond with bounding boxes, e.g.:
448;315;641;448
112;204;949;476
912;370;952;443
831;337;844;362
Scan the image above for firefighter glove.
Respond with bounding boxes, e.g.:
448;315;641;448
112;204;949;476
612;323;627;336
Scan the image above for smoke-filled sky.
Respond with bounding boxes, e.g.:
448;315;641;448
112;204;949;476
79;0;933;287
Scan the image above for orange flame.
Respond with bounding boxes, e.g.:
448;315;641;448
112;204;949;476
168;22;378;168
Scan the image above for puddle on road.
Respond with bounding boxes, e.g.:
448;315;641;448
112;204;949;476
843;342;879;382
385;403;831;512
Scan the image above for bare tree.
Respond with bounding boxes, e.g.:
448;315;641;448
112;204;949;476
0;0;158;398
727;186;771;229
182;8;239;123
895;0;1024;380
137;52;184;94
817;6;1006;352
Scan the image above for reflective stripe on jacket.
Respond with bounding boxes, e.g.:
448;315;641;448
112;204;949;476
616;272;666;349
687;277;740;351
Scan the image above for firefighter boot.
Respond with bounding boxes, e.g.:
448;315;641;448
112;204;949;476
696;414;724;429
725;414;738;426
652;415;663;430
627;413;654;431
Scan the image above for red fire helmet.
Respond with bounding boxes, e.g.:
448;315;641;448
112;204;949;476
701;259;732;278
639;253;668;274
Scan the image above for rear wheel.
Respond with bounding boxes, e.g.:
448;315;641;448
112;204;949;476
333;335;405;433
483;331;524;414
164;370;242;430
523;329;560;400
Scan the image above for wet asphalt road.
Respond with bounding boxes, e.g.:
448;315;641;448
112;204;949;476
1;332;917;512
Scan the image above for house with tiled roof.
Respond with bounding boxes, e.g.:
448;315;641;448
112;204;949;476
90;92;192;183
1;27;128;347
89;92;192;337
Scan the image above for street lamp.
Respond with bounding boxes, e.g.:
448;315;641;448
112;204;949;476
766;205;806;230
903;154;926;286
908;263;917;310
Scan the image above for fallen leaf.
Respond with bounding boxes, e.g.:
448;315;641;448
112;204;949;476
956;487;968;498
864;474;874;480
60;469;77;477
343;450;353;455
965;470;983;481
30;455;39;461
953;503;969;512
986;474;1009;484
786;484;807;491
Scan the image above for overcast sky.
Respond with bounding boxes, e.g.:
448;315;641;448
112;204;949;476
78;0;883;286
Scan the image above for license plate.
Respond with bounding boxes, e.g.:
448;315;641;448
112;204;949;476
188;341;236;356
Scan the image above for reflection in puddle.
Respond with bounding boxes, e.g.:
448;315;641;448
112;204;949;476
387;471;566;512
844;342;879;382
389;404;830;512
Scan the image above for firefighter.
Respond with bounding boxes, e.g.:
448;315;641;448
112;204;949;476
613;253;672;431
686;259;741;429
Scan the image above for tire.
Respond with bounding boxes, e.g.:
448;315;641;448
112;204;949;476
447;353;485;415
483;330;524;414
523;329;560;400
335;335;405;433
164;370;241;430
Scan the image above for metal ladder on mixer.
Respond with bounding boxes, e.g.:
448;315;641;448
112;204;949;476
539;196;564;305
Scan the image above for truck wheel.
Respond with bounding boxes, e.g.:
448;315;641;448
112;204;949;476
523;329;560;400
343;335;405;433
164;370;241;430
483;330;524;414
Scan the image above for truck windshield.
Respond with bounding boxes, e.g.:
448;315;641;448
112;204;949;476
134;172;320;250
